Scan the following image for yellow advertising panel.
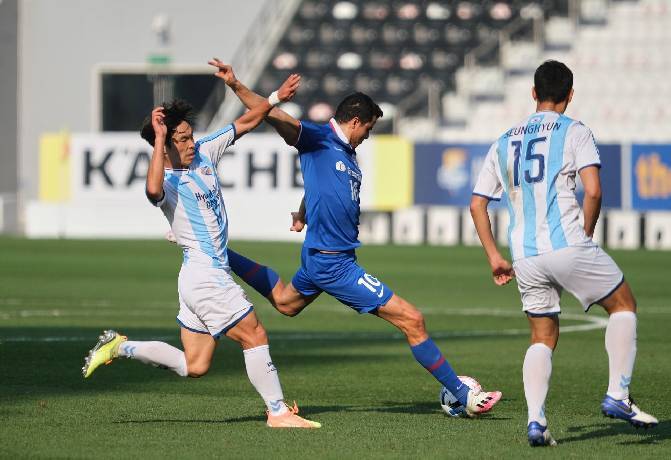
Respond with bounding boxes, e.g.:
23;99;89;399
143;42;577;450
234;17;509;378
372;135;413;210
39;132;71;202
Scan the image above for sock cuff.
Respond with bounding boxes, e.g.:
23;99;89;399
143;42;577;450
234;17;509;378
528;342;553;355
410;337;435;352
609;311;636;320
243;344;270;355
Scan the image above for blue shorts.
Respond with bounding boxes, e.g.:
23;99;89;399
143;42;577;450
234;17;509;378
291;247;394;314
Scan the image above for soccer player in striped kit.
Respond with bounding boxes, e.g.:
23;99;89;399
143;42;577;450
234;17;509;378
82;72;321;428
470;60;658;446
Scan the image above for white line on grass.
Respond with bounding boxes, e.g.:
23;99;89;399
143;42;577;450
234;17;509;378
0;308;608;343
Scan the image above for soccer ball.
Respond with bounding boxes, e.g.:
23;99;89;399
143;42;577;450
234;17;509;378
439;375;481;417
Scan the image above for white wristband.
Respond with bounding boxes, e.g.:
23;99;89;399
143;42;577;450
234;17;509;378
268;91;280;106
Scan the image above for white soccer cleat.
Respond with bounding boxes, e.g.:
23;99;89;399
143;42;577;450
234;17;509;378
601;395;658;429
466;388;502;416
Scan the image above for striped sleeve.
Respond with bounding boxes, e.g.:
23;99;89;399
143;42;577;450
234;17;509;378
472;143;503;201
195;124;236;167
570;122;601;171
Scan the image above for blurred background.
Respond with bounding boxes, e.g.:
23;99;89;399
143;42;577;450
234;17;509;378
2;0;670;250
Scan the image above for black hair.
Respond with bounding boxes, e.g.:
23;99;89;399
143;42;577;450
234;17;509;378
334;92;383;123
534;60;573;104
140;99;195;146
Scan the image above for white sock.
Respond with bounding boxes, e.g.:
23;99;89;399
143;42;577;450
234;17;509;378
243;345;287;415
118;340;188;377
523;342;552;426
605;311;637;400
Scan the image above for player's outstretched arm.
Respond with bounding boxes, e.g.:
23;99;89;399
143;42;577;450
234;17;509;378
146;107;167;202
470;195;514;286
579;165;602;238
209;58;301;145
231;73;300;140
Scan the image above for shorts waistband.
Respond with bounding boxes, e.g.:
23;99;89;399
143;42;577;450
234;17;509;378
308;248;355;256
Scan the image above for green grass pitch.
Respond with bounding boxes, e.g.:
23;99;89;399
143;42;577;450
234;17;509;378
0;238;669;459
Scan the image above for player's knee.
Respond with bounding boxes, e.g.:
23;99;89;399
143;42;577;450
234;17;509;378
250;323;269;346
187;361;210;378
402;308;426;334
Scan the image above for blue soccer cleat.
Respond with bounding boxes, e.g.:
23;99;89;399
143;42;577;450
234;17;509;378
601;395;658;429
527;422;557;447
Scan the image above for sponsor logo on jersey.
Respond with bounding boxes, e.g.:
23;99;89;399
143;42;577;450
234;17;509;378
200;166;212;175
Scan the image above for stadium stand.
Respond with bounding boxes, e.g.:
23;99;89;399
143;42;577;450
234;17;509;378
239;0;572;134
440;0;671;142
213;0;668;144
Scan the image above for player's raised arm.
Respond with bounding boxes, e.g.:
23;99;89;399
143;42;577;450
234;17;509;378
144;107;168;203
209;58;302;145
230;72;300;140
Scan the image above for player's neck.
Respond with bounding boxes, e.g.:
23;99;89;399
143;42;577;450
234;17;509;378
535;101;567;114
164;153;187;170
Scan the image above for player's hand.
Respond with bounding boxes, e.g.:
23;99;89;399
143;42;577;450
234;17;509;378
489;256;514;286
152;107;167;139
208;58;238;85
165;230;177;244
277;74;301;102
290;211;306;232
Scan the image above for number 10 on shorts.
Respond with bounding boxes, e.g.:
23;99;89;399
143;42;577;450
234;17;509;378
358;273;385;298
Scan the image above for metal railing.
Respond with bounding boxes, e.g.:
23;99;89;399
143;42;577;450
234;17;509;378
203;0;302;131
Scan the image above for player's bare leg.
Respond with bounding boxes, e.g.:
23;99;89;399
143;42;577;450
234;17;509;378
524;315;558;446
374;294;501;416
267;280;320;317
598;281;657;428
226;248;319;317
225;311;320;428
180;328;217;377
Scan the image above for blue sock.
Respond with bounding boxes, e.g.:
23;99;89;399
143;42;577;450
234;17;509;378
411;338;469;405
226;248;279;298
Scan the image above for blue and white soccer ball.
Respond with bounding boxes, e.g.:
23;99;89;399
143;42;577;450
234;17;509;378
439;375;481;417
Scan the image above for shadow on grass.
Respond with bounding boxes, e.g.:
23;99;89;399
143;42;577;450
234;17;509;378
112;401;511;425
562;419;670;445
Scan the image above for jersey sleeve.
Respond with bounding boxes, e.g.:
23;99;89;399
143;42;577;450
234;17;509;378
294;121;323;153
570;122;601;172
472;143;503;201
146;188;166;207
195;124;236;167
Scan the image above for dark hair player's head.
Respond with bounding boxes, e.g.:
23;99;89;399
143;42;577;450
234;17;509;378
334;92;383;124
534;60;573;103
334;92;383;148
140;99;195;147
140;100;197;167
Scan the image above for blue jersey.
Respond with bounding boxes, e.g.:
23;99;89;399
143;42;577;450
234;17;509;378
295;119;362;251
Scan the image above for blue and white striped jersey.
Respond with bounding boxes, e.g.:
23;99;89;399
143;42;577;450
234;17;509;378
473;111;601;261
151;124;235;268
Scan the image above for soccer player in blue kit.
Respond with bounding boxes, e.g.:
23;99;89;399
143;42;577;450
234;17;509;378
208;59;502;417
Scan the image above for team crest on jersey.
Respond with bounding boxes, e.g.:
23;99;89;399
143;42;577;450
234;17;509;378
335;161;346;172
200;166;212;175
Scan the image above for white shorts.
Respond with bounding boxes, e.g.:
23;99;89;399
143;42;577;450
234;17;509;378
513;245;624;316
177;263;253;338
